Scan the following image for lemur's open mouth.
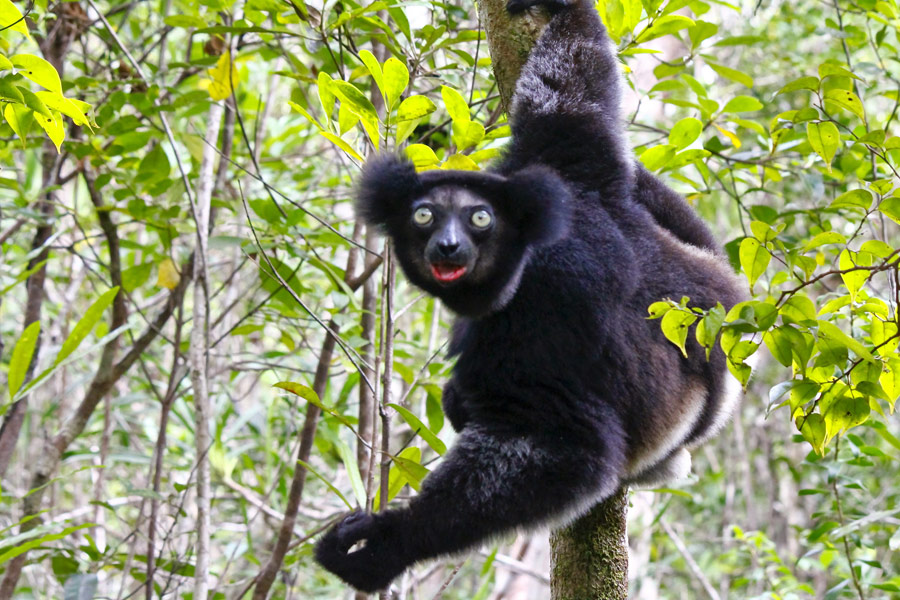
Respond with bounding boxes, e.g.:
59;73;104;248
431;263;467;282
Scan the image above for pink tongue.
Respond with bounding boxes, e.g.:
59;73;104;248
431;264;466;282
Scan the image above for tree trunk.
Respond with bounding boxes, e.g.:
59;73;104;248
476;1;630;598
550;488;629;600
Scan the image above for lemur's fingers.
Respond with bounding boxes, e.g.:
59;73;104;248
506;0;576;15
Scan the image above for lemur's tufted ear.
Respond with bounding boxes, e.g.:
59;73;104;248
505;165;572;247
355;154;422;227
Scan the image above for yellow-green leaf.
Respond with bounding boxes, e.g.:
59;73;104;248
157;258;180;290
708;62;753;88
34;91;89;127
405;143;439;170
669;117;702;151
796;413;826;455
442;154;478;170
824;88;865;121
777;76;819;95
453;120;485;150
661;309;698;358
8;321;40;398
640;144;677;171
34;109;64;152
207;51;239;101
441;85;470;123
0;0;29;37
3;103;32;145
319;131;363;161
56;287;120;364
739;237;769;290
11;54;62;95
382;57;408;110
396;95;436;122
807;121;839;168
358;49;384;97
714;124;741;148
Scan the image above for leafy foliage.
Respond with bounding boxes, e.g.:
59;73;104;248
0;0;897;598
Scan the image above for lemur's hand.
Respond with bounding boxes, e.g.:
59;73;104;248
506;0;577;15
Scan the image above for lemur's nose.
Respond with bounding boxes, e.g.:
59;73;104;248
437;241;460;256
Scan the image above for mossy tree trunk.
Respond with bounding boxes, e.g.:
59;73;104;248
475;1;630;597
550;488;629;599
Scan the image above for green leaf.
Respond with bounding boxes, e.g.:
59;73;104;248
806;122;840;168
797;413;826;455
721;95;763;113
739;237;769;291
316;72;334;124
661;309;698;357
824;88;865;121
358;50;384;98
830;188;872;210
396;95;436;122
382;57;408;110
330;80;380;148
335;441;367;507
296;459;353;509
391;447;429;491
818;63;861;81
0;525;93;565
11;54;63;95
708;62;753;88
817;320;876;363
3;104;34;148
0;0;30;36
388;403;446;455
319;131;363;161
824;395;870;441
56;288;120;364
802;231;846;251
273;381;355;428
777;76;820;95
0;78;24;103
636;14;695;42
8;321;40;398
838;249;873;301
878;197;900;225
669;117;702;150
441;85;470;123
639;144;677;171
137;144;171;183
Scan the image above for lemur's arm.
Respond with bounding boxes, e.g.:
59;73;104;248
500;0;634;192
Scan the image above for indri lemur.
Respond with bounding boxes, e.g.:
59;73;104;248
316;0;744;592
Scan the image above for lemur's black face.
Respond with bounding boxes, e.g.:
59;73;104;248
404;187;507;287
354;155;572;316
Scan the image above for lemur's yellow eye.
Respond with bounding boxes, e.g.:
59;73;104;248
471;210;492;228
413;207;433;225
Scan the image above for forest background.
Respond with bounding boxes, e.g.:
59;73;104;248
0;0;899;598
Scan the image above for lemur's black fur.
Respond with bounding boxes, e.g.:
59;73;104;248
316;0;744;592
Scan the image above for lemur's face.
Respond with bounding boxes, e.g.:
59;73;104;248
400;186;512;288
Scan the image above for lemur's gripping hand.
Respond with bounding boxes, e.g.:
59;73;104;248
506;0;576;14
315;511;406;593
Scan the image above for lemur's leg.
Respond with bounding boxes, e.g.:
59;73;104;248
316;423;626;592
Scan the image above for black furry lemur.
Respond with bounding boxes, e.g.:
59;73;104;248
316;0;744;592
